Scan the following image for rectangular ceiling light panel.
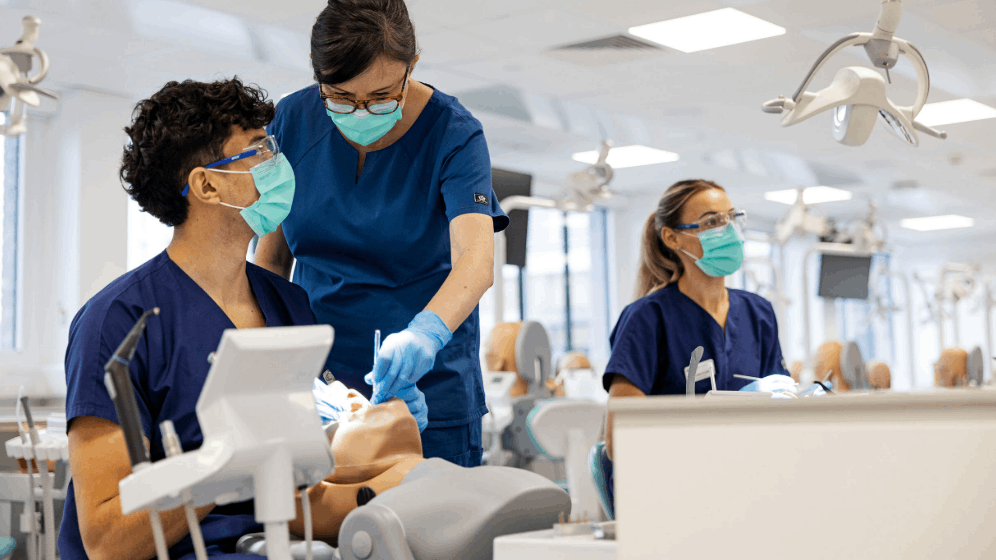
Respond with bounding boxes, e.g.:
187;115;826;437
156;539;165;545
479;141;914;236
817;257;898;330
572;145;679;169
916;99;996;127
628;8;786;53
901;215;974;231
764;186;852;205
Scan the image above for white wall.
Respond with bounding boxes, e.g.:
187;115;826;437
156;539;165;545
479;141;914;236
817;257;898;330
0;90;133;398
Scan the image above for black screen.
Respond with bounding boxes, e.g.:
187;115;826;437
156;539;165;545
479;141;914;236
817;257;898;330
491;168;532;268
818;254;872;300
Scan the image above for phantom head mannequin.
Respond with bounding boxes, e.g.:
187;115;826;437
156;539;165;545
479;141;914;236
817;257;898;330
548;351;593;397
789;361;804;384
485;322;531;397
289;398;426;544
934;348;969;388
816;341;846;391
866;361;892;390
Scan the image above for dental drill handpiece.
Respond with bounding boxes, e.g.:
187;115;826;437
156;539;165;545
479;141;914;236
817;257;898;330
102;307;169;560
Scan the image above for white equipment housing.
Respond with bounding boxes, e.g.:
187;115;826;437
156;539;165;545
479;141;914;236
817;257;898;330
117;325;336;560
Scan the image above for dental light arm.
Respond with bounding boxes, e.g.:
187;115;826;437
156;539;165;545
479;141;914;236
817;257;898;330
0;16;57;137
762;0;947;146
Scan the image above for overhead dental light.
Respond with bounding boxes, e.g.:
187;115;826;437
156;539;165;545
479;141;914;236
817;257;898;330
0;16;57;137
762;0;946;147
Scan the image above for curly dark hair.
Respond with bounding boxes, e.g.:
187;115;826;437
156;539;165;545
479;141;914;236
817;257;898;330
120;78;275;227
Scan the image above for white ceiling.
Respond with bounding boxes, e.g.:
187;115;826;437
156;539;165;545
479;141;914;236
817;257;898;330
3;0;996;250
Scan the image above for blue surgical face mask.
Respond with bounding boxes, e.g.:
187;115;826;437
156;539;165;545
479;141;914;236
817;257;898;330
679;223;745;277
217;153;296;237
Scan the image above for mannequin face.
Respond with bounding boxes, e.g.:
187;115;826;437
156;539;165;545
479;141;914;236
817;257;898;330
934;349;968;387
660;188;734;269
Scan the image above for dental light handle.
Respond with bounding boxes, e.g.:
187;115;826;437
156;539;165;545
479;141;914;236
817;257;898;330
104;308;159;467
914;120;947;139
161;420;208;560
19;397;56;560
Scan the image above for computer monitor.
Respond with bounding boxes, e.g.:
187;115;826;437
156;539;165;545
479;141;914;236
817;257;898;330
492;168;532;268
818;253;872;300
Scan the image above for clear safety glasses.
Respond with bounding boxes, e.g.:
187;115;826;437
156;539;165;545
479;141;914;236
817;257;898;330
319;68;410;115
674;209;746;233
181;136;281;196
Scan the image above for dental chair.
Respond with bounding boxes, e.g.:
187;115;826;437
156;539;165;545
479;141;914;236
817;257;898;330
237;459;569;560
526;399;605;522
588;442;613;521
482;321;554;468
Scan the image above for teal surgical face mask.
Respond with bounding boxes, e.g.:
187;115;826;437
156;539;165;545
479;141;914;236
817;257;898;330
327;104;403;146
216;153;296;237
679;223;745;277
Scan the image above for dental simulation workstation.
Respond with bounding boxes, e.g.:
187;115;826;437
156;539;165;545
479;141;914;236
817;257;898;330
2;0;996;559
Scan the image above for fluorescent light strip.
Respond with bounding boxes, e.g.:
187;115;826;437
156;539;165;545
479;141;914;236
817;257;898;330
628;8;786;54
572;145;680;169
916;99;996;127
901;215;974;232
764;186;852;205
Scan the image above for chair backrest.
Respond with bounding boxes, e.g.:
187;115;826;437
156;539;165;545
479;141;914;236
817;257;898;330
589;441;614;520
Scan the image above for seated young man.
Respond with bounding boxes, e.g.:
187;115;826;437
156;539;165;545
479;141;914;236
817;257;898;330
60;78;424;560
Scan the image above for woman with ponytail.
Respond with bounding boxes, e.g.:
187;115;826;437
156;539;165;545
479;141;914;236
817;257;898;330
600;180;789;500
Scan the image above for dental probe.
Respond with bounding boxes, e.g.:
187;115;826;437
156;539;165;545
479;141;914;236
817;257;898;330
103;308;169;560
733;374;762;382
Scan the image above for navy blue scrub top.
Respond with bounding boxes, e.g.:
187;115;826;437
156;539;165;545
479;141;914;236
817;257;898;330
59;251;316;560
268;84;509;429
603;284;788;395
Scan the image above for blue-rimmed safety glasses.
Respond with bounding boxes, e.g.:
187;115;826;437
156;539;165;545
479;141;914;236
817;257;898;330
674;209;746;233
181;135;280;196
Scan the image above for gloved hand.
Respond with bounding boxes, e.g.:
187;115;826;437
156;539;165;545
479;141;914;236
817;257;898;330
739;374;798;398
365;310;452;405
394;383;429;432
313;377;347;424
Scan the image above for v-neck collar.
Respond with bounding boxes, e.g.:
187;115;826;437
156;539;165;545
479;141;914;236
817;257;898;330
163;251;272;329
670;284;734;334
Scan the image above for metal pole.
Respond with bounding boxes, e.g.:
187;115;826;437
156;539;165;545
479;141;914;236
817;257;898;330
563;212;573;351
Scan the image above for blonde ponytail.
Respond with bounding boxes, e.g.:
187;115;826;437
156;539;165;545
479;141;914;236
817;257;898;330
634;179;726;299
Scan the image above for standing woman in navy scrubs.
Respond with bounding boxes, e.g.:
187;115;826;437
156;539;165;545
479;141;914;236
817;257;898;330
604;180;789;462
256;0;508;467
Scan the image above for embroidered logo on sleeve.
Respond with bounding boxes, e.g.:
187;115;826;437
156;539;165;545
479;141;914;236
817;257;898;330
474;193;489;205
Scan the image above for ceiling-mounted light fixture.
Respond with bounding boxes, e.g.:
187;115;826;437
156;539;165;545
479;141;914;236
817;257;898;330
916;99;996;127
765;186;853;205
572;145;679;169
628;8;785;53
901;215;973;231
762;0;946;148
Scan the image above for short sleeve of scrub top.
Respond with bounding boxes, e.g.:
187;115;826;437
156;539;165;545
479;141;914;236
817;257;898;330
602;285;788;396
59;251;316;560
269;84;508;429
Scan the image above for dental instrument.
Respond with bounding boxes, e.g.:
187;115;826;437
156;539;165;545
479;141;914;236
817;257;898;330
18;398;55;560
762;0;946;147
686;346;704;396
160;420;208;560
102;308;170;560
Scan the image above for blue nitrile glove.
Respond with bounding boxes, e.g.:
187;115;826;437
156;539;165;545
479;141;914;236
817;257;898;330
313;377;348;424
740;374;798;399
394;383;429;432
365;310;452;405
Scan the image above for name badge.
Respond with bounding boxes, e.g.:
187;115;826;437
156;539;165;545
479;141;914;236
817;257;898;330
684;358;717;391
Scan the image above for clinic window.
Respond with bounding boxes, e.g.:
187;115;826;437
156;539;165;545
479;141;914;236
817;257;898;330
479;208;612;364
0;122;22;351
